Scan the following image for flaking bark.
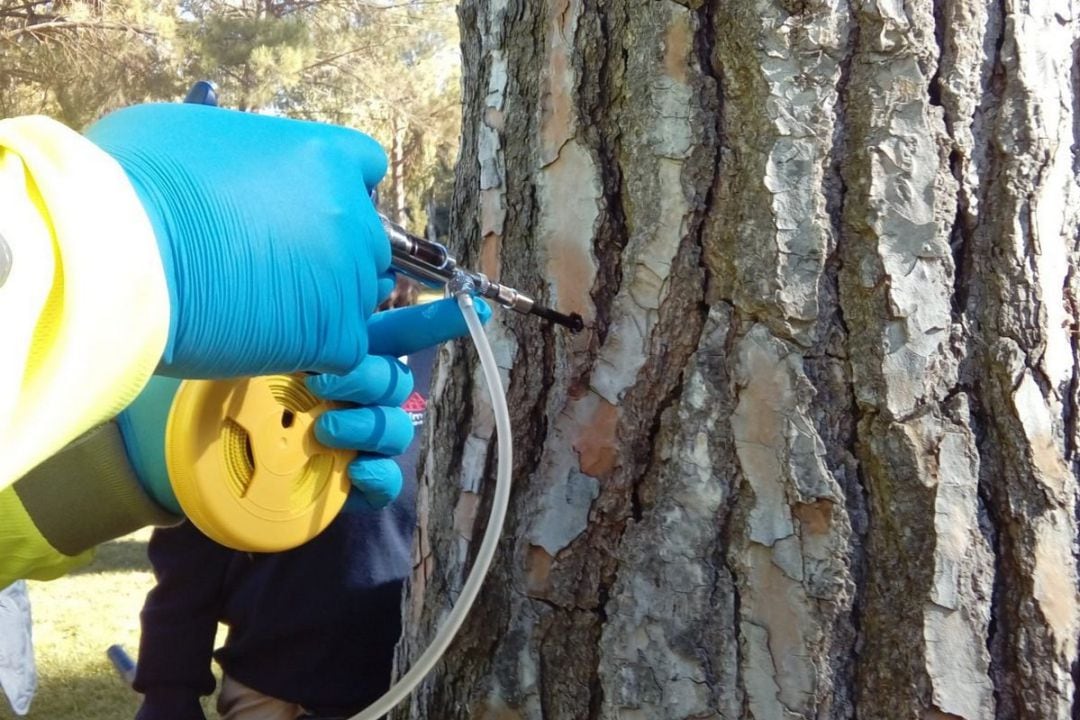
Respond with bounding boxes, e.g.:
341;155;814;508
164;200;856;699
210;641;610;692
396;2;1080;719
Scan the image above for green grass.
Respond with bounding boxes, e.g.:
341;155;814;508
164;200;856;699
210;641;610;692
0;529;222;720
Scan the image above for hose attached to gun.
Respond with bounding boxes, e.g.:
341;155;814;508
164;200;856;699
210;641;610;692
348;291;513;720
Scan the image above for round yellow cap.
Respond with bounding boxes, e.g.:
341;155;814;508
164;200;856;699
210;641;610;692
165;374;353;552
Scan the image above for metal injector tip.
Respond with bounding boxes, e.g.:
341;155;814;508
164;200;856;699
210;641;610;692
381;215;585;333
530;305;585;333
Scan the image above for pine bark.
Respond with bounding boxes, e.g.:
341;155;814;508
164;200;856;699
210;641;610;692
396;2;1080;719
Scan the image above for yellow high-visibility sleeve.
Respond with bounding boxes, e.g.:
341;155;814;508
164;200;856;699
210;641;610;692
0;116;170;489
0;485;92;585
0;420;181;586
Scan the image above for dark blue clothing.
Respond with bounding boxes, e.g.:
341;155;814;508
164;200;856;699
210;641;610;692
134;347;434;719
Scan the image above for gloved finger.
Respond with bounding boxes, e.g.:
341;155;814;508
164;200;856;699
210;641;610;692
368;297;493;358
314;406;414;456
376;272;396;307
343;457;403;512
306;355;413;407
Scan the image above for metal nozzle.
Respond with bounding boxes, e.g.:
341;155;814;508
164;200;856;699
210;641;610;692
381;216;584;333
529;304;585;332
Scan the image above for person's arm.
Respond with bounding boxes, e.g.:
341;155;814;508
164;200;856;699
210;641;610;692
0;103;391;581
134;522;231;720
0;101;492;583
0;116;169;490
2;103;395;491
0;421;180;586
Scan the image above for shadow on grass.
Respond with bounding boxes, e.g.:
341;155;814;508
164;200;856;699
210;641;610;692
68;537;151;576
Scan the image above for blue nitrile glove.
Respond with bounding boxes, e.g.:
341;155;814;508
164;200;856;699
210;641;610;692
307;297;492;511
85;103;390;378
118;297;491;515
116;376;183;515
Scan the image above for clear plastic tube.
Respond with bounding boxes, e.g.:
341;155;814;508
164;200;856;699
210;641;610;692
348;292;513;720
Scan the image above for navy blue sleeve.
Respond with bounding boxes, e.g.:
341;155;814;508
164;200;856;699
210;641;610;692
134;521;233;720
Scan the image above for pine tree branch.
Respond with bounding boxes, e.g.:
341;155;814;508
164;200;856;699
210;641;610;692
1;18;157;41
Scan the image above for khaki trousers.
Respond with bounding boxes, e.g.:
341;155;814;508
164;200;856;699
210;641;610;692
216;675;307;720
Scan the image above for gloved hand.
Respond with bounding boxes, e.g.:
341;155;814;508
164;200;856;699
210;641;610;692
85;103;389;378
118;297;491;515
308;296;492;511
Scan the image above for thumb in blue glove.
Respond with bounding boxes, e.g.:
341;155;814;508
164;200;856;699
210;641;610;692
307;296;491;511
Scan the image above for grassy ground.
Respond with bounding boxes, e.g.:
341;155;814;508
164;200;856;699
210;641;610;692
0;529;222;720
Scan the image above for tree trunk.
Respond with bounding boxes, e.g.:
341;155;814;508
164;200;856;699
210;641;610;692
396;2;1080;719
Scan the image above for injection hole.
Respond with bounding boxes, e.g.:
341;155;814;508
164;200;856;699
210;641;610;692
281;410;295;428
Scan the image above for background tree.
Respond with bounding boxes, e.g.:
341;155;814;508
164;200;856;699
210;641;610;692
172;0;461;226
398;2;1080;719
0;0;460;225
0;0;180;126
